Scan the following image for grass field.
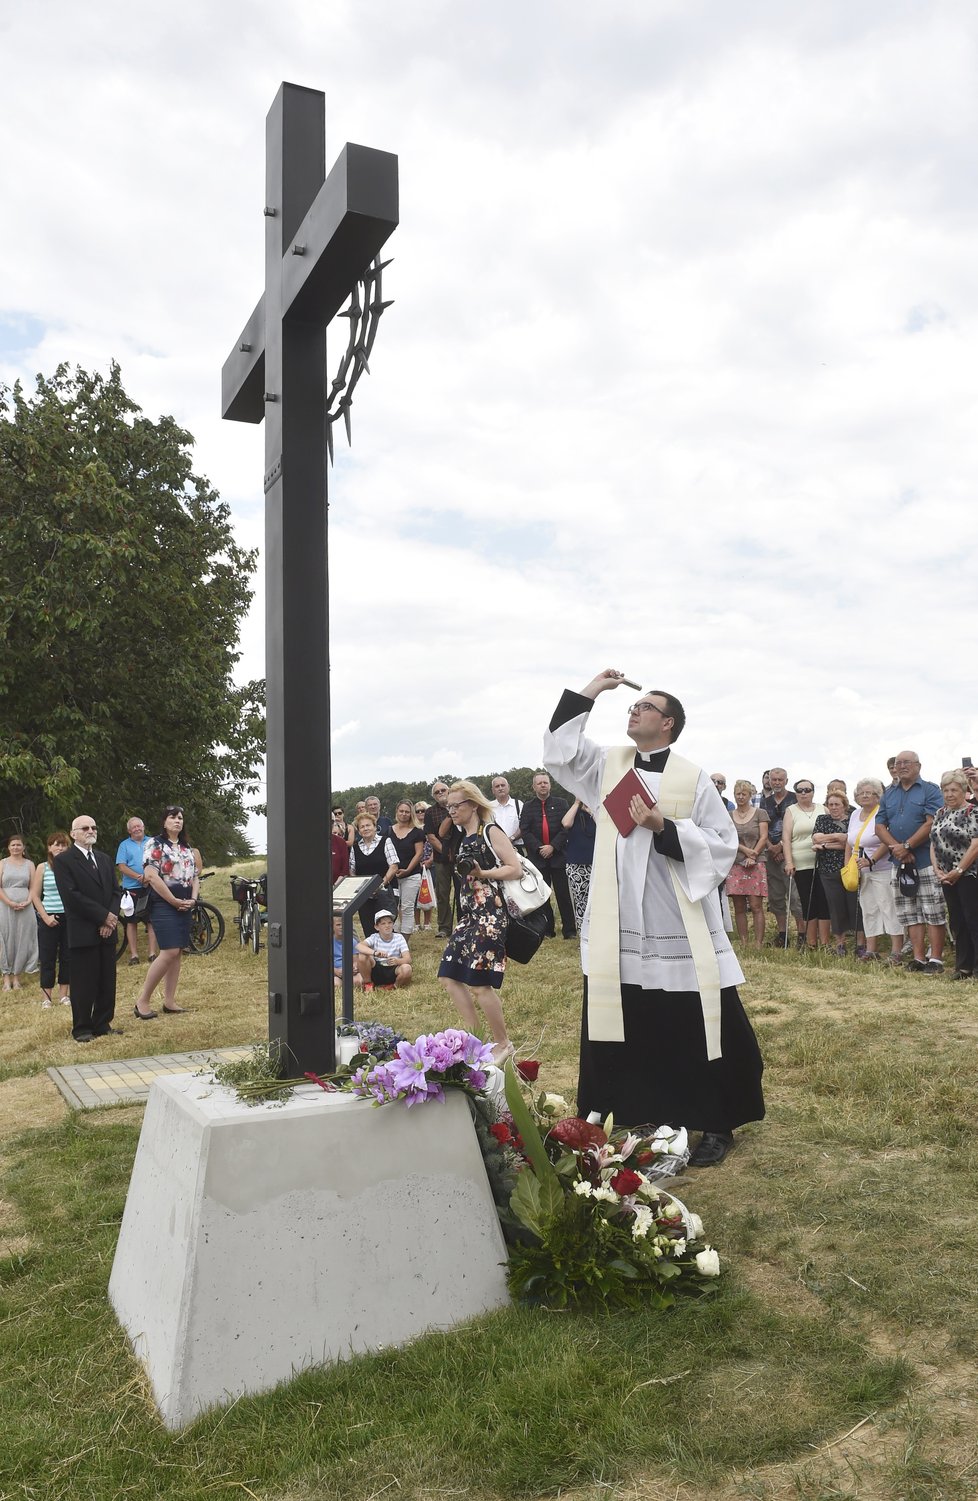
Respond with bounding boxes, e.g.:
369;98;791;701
0;866;976;1501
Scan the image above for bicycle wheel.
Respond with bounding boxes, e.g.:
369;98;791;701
238;904;250;948
189;901;225;955
187;905;212;955
251;903;262;955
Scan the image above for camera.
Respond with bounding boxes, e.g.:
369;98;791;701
456;856;477;877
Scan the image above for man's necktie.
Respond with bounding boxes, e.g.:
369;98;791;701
541;804;550;844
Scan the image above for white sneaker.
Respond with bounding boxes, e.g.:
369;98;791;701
61;996;71;1006
41;999;53;1009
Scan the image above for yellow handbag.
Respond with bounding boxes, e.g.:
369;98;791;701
841;805;878;892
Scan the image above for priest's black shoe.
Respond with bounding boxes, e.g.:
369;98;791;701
688;1131;734;1167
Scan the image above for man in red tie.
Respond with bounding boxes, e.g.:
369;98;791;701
519;772;577;939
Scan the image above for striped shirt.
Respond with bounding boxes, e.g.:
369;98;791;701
41;864;64;915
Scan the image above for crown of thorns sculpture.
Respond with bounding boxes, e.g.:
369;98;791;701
326;255;393;464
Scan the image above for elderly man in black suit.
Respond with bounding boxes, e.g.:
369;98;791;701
520;772;577;939
53;814;123;1042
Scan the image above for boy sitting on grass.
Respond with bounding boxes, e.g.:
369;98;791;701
333;915;363;991
355;909;412;990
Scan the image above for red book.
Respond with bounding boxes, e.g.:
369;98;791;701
602;768;657;837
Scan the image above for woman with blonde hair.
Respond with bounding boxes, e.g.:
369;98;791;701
727;779;769;946
846;777;903;962
438;779;523;1064
384;799;425;935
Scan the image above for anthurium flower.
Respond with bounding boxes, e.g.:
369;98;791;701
549;1118;608;1151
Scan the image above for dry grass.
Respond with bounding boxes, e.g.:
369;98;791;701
2;879;978;1500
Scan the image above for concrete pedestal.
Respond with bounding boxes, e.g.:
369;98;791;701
108;1072;510;1428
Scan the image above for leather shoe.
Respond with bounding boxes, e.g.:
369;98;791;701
688;1131;735;1167
94;1027;124;1036
133;1005;158;1021
74;1031;94;1043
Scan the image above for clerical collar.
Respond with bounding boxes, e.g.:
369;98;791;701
634;748;670;771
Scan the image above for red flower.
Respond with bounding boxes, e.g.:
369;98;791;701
490;1122;512;1145
610;1168;643;1196
304;1071;337;1092
549;1117;608;1151
516;1060;540;1082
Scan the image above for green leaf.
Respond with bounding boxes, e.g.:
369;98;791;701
503;1059;561;1189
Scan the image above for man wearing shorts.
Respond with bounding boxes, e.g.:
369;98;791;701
875;751;945;973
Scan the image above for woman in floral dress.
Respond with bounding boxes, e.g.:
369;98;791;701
133;806;200;1019
438;780;523;1065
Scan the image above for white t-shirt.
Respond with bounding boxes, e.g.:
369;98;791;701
847;804;883;864
365;931;409;963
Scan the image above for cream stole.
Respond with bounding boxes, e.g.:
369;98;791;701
588;746;723;1060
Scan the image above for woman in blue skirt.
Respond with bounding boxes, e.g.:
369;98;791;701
134;806;199;1020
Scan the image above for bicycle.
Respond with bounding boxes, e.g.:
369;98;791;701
117;871;225;959
230;873;267;955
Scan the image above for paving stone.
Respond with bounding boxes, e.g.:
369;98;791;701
47;1046;251;1111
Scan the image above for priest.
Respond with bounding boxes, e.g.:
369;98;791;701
543;668;764;1166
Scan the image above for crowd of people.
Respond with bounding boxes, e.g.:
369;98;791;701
0;806;204;1040
332;751;978;986
708;756;978;976
327;728;977;1168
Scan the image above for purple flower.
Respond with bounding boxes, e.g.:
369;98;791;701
462;1034;494;1067
467;1068;488;1092
394;1040;431;1074
428;1041;458;1072
403;1081;444;1108
434;1028;470;1062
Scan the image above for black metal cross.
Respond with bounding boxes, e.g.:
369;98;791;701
222;83;398;1075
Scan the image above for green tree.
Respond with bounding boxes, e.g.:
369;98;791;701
0;363;263;862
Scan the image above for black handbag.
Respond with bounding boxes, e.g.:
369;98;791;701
124;889;151;921
504;906;548;964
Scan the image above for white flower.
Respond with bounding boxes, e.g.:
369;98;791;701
593;1185;618;1203
687;1212;704;1239
672;1238;687;1257
618;1132;641;1158
573;1180;594;1198
631;1207;654;1240
695;1247;721;1277
541;1093;570;1116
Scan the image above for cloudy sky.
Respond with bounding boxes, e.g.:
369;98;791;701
3;1;976;842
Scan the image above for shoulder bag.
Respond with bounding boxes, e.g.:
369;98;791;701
482;823;549;964
841;804;879;893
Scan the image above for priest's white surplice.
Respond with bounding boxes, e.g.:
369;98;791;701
544;712;743;998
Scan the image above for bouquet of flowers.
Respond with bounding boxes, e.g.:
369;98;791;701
336;1020;406;1062
497;1063;721;1310
350;1029;495;1109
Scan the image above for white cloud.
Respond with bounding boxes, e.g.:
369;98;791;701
4;0;978;853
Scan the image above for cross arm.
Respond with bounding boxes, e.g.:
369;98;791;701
222;295;266;424
282;143;399;325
